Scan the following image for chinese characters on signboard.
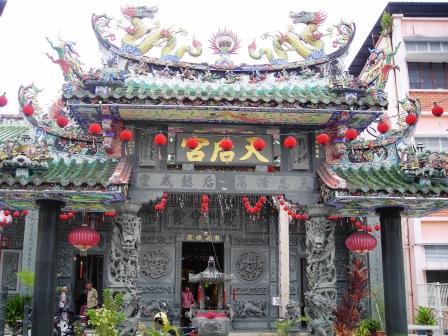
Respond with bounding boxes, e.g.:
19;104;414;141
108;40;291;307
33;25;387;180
175;134;273;165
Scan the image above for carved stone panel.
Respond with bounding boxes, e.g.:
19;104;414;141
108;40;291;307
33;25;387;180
235;287;269;295
234;300;267;318
140;249;170;280
57;244;73;278
235;251;265;282
0;250;21;292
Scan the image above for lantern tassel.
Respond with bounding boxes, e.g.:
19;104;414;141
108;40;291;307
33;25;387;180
79;259;83;280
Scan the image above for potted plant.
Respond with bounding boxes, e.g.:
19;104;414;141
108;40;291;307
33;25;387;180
359;319;384;336
275;319;294;336
415;306;437;335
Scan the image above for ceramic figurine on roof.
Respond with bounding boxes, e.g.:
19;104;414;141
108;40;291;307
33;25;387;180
209;29;241;67
117;5;202;62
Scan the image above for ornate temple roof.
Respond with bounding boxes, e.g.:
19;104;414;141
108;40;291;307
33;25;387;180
318;97;448;216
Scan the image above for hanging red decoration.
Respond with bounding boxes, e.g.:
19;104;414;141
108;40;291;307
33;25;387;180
345;129;358;141
68;224;101;256
432;103;444;117
104;211;117;217
349;217;357;223
283;136;297;149
67;212;74;219
316;133;330;145
253;138;266;151
22;104;34;117
374;224;381;231
12;211;20;218
60;213;69;221
405;114;417;126
119;129;133;142
377;121;390;134
345;231;377;254
56;115;69;128
154;133;168;146
0;94;7;107
201;194;209;214
327;215;340;221
219;138;233;151
186;137;199;150
88;123;102;136
21;210;29;216
301;213;309;220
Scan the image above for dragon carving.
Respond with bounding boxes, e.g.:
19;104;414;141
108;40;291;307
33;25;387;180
305;217;337;336
46;37;85;81
118;5;202;62
248;11;330;64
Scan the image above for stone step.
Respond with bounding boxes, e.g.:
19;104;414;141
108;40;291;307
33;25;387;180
229;331;276;336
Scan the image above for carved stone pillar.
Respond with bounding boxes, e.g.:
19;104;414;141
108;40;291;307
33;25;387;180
107;202;142;290
305;217;337;336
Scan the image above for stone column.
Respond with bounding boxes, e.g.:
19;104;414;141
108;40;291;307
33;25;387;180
278;207;290;318
32;200;64;336
108;202;142;335
21;209;39;295
377;207;407;335
107;202;142;290
305;216;337;336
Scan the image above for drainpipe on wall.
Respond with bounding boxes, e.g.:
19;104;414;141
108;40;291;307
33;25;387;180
405;217;415;323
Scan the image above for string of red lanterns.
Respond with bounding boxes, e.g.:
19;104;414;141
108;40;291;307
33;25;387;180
201;194;209;214
154;192;168;212
273;195;308;222
242;195;266;215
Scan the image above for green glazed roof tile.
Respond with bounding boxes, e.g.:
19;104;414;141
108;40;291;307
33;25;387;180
334;165;448;195
0;126;29;144
0;158;118;188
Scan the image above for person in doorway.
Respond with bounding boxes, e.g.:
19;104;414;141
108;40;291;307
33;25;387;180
86;281;99;309
181;287;195;326
58;286;69;315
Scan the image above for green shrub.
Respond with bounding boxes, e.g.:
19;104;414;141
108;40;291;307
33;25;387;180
5;295;31;326
275;319;294;336
360;319;382;332
86;289;125;336
415;306;436;326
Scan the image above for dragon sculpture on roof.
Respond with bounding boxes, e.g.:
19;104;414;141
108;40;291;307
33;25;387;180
248;11;352;65
118;5;202;62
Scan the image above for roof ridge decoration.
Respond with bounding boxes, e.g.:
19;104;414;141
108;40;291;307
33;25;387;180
91;5;355;72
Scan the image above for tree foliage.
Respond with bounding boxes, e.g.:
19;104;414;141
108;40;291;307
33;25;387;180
381;11;393;37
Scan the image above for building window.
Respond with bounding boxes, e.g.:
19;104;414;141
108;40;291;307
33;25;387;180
425;245;448;261
405;40;448;53
408;62;448;89
415;137;448;152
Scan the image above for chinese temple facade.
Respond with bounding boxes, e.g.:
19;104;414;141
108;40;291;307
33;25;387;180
1;5;448;336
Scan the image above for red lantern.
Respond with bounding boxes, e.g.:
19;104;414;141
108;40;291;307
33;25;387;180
220;138;233;151
202;195;209;203
377;121;390;134
12;211;20;218
22;104;34;117
67;212;74;219
3;210;9;217
327;215;340;221
0;94;7;107
253;138;266;151
68;224;101;256
349;217;357;223
405;114;417;126
60;213;69;221
374;224;381;231
283;136;297;149
432;103;444;117
301;213;309;220
186;137;199;150
56;116;69;128
316;133;330;145
119;129;133;142
21;210;29;216
154;133;168;146
345;128;358;141
88;123;102;136
345;231;377;254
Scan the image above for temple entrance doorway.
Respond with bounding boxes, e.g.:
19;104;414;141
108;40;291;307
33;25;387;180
73;254;104;315
181;242;224;310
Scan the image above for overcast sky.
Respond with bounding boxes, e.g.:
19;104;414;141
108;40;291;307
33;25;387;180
0;0;443;114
